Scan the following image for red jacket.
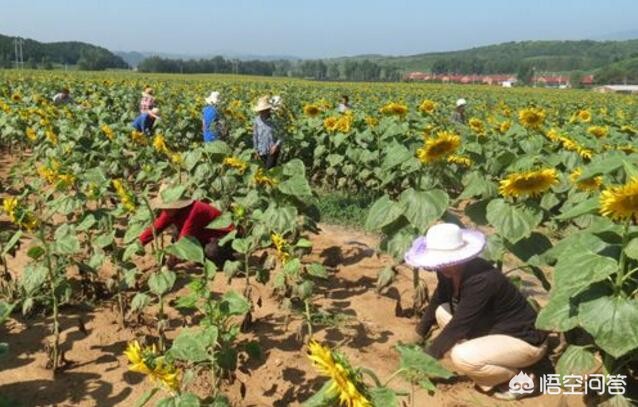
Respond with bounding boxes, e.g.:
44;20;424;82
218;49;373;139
139;200;234;246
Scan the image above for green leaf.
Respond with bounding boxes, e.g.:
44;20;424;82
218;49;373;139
130;293;151;312
578;153;624;180
93;232;115;249
535;290;579;332
207;212;233;229
20;265;48;295
169;329;209;363
382;142;412;171
554;251;617;297
0;301;15;324
578;296;638;358
486;199;542;243
1;231;22;257
399;189;448;232
148;269;177;296
555;345;598;376
223;260;241;280
124;222;147;244
396;343;454;380
0;343;8;358
295;238;313;249
220;290;250;316
26;245;45;260
302;381;337;407
76;214;97;232
123;241;143;261
165;237;204;264
365;195;403;231
624;237;638;260
306;263;328;279
369;387;399;407
231;238;251;254
53;224;81;255
156;393;201;407
278;175;313;198
419;377;437;393
556;197;600;221
160;185;187;203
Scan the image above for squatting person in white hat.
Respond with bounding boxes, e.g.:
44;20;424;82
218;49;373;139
252;96;282;169
202;91;223;142
451;98;467;124
138;184;236;267
404;223;548;401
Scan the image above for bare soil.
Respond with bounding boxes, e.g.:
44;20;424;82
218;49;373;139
0;154;586;407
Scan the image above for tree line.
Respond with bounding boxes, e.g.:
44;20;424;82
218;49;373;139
137;56;402;81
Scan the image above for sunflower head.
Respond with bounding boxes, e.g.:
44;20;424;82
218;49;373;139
364;116;378;128
124;340;180;392
416;131;461;164
304;104;321;117
499;168;558;199
380;102;408;117
518;107;546;129
418;99;437;114
569;168;602;192
223;156;248;173
587;126;608;138
599;177;638;222
468;118;485;135
577;110;592;123
498;120;511;134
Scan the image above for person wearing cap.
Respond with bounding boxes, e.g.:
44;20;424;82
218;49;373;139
139;185;235;267
451;98;467;124
202;91;223;142
132;107;160;136
252;96;281;169
404;223;547;401
140;87;156;114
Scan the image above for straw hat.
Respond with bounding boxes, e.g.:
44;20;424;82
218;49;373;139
143;87;154;96
150;184;193;210
205;91;220;105
404;223;486;270
456;98;467;107
253;96;273;112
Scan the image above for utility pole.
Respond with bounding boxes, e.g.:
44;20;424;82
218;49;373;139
14;37;24;70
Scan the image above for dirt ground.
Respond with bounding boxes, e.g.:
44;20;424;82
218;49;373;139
0;154;586;407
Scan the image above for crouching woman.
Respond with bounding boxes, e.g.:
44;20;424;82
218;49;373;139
405;223;548;400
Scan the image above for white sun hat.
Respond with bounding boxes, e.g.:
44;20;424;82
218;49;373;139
205;91;220;105
456;98;467;107
148;107;161;119
270;95;282;109
253;96;273;112
404;223;486;270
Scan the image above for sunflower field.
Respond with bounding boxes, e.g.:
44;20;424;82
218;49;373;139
0;70;637;406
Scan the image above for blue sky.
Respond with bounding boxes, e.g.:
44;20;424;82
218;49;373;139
1;0;637;58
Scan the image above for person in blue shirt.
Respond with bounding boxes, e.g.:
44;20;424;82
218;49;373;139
132;107;160;136
202;91;221;142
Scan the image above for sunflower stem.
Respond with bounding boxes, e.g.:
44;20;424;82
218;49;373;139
616;221;630;294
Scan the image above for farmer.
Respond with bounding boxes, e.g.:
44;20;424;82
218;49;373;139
252;96;281;169
132;107;160;136
140;87;156;113
337;95;351;113
202;91;223;142
451;98;467;124
139;185;235;267
405;223;548;401
52;88;73;105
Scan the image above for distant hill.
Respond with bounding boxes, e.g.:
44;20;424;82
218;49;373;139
328;40;638;74
0;33;128;70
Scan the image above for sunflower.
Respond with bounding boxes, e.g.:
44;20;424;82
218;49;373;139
620;125;637;135
569;168;602;192
518;107;546;129
380;102;408;117
323;116;338;132
499;168;558;198
271;232;290;264
307;341;371;407
152;134;168;154
25;127;37;141
11;93;21;102
364;116;378;128
254;168;278;187
447;154;472;167
545;128;561;142
2;197;37;230
587;126;608;138
112;179;136;212
498;120;511;134
599;178;638;221
468;118;485;136
101;124;115;140
45;130;58;145
169;153;183;166
223;156;248;174
576;110;592;123
416;131;461;164
418;99;436;114
124;341;180;392
303;104;321;117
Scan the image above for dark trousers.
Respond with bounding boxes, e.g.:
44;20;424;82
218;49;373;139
205;238;236;269
260;150;280;169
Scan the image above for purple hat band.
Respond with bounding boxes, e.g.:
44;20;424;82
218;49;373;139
404;229;487;270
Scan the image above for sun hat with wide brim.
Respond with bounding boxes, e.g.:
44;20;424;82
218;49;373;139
456;98;467;107
205;91;220;105
404;223;486;270
150;184;193;210
253;96;273;112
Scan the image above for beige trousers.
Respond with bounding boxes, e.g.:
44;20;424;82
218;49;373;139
436;303;547;388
